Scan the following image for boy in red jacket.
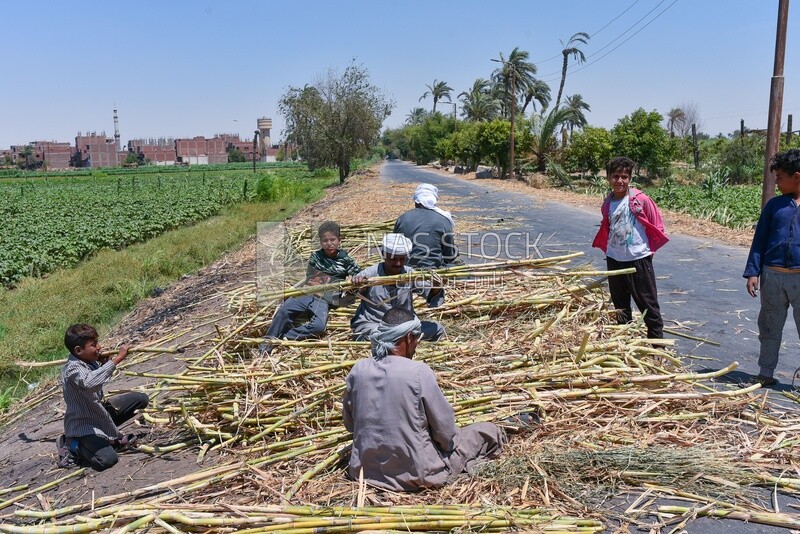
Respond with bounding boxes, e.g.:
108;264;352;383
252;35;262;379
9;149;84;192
592;157;668;339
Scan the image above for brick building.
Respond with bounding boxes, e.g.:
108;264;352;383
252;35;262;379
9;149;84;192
2;117;275;169
34;141;73;170
74;133;122;168
128;138;177;166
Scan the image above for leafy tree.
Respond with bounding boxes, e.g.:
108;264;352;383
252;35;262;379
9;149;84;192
19;145;35;170
122;151;144;166
408;113;457;164
405;107;428;125
611;108;674;178
445;122;483;169
279;63;394;183
476;120;512;174
419;79;453;114
563;93;590;136
719;134;764;183
555;32;590;110
565;126;613;175
491;47;538;119
227;147;246;163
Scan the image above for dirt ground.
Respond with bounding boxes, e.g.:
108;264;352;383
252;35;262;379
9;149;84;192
0;163;753;519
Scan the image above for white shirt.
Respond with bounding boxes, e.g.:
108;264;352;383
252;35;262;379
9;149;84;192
606;196;651;261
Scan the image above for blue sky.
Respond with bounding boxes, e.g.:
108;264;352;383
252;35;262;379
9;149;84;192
1;0;797;148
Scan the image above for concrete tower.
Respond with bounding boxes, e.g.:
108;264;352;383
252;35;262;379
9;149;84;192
113;106;121;151
257;117;272;158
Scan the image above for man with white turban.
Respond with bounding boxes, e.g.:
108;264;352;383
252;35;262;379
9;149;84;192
394;183;459;269
343;307;505;492
350;233;445;341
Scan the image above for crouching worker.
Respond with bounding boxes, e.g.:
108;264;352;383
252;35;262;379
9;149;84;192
264;221;360;346
350;233;445;341
342;308;505;491
59;324;149;471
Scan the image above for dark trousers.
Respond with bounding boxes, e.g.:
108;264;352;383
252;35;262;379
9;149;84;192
606;255;663;339
266;295;329;341
75;392;149;471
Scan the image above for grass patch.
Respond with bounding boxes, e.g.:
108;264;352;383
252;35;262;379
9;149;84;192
0;176;336;402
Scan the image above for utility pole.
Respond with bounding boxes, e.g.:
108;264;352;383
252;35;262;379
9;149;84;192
509;67;516;179
253;130;260;173
762;0;790;207
691;124;700;170
787;114;794;145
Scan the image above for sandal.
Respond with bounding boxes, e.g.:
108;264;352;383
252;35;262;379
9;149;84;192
56;434;76;468
113;433;138;451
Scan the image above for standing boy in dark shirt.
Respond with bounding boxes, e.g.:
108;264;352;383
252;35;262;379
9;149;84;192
744;149;800;386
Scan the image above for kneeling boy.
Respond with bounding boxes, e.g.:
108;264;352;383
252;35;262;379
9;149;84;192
60;324;149;471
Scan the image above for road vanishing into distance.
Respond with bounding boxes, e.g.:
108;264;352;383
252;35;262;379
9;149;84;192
381;159;797;534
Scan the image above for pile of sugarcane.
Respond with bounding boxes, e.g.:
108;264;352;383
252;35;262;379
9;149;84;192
2;221;800;533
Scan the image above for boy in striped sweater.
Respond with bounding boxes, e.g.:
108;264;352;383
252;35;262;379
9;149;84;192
58;324;149;470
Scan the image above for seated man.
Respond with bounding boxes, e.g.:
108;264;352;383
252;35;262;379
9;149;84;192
350;233;444;341
342;307;505;491
265;221;360;344
394;183;459;268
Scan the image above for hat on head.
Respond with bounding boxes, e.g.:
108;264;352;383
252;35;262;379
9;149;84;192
382;233;413;257
413;183;439;208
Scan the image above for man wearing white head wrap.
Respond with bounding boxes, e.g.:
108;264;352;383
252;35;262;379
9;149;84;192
394;183;459;269
350;234;445;341
343;307;505;492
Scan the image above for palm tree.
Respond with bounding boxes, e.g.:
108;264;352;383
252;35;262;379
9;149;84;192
529;107;574;171
405;107;428;125
491;47;538;119
419;79;453;114
459;78;499;122
666;107;686;137
564;93;591;136
461;91;500;122
554;32;590;110
521;78;551;114
458;78;491;101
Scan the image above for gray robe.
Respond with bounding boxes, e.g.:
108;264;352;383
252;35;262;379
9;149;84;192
342;354;505;492
350;263;444;340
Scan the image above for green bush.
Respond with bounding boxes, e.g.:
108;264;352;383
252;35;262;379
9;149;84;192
565;126;613;175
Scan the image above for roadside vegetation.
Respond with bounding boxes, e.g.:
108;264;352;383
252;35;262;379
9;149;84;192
0;164;341;409
379;45;799;230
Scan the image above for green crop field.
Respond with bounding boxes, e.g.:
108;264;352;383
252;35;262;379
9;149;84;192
0;164;319;287
647;183;763;229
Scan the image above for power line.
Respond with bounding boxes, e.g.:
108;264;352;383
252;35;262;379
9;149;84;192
530;0;643;65
541;0;679;82
537;0;671;79
591;0;643;38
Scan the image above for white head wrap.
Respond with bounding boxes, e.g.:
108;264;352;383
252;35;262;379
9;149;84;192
370;316;422;359
413;183;453;225
382;233;413;257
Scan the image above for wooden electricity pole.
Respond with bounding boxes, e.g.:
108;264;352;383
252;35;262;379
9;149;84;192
762;0;790;207
253;130;260;173
510;67;515;180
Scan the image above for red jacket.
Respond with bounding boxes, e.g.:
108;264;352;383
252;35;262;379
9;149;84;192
592;188;669;254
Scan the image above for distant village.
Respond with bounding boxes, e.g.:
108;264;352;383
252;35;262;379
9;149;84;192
1;111;279;170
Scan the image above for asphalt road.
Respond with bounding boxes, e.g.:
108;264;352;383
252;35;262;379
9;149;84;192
381;159;798;533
